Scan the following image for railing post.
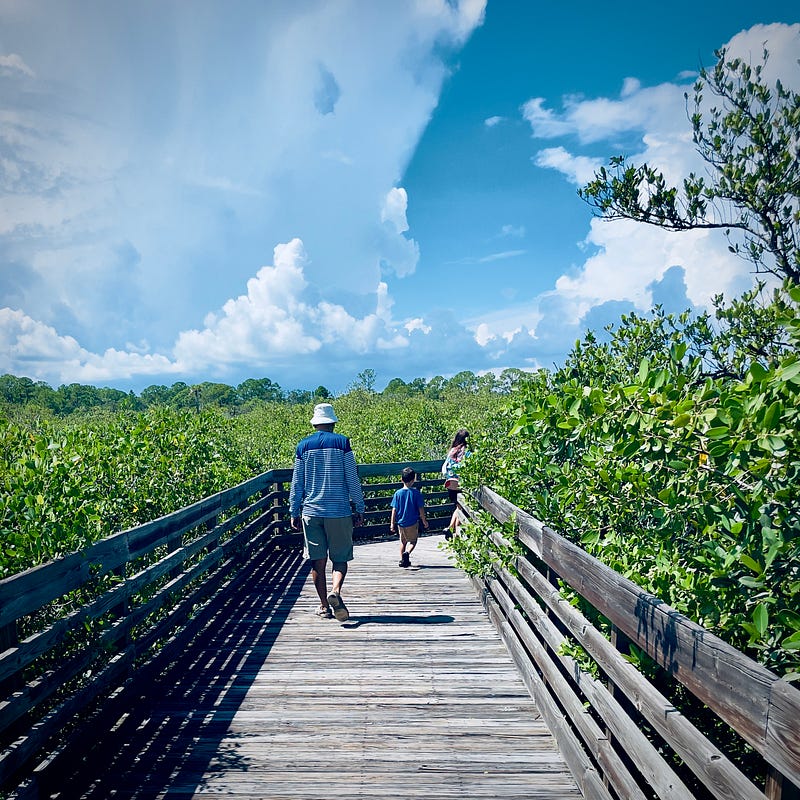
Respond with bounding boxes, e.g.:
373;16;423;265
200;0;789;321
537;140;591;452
0;622;22;697
766;768;800;800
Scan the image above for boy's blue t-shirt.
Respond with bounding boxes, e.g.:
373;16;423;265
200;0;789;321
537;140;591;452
391;485;425;527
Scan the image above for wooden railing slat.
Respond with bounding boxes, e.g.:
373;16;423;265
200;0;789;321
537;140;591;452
475;485;800;788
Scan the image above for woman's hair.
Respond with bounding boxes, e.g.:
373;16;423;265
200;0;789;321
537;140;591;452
451;429;469;448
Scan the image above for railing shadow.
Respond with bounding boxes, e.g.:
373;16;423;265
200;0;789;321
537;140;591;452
44;544;307;800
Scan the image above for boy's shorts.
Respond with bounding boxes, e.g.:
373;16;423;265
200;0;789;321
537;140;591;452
302;515;354;563
398;522;419;545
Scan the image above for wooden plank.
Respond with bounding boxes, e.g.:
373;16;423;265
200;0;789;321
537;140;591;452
358;459;443;478
38;536;580;800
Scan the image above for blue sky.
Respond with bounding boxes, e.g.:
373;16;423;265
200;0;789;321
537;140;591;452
1;1;798;394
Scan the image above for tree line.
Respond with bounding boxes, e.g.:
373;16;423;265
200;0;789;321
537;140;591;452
0;368;531;416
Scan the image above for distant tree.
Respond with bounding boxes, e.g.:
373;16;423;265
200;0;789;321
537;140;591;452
140;384;173;407
580;47;800;282
286;389;312;405
476;373;499;393
0;374;36;405
54;383;103;414
195;382;237;407
313;385;332;399
237;377;284;403
383;378;409;397
352;369;376;393
407;377;427;395
425;375;446;399
497;368;532;393
446;370;479;393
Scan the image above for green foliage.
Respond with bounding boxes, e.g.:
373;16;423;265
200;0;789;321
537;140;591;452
0;407;245;577
580;47;800;282
466;285;800;676
0;387;505;579
446;513;524;579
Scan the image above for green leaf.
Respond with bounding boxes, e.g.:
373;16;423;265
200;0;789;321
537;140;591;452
753;604;769;637
776;360;800;383
739;553;762;574
781;631;800;651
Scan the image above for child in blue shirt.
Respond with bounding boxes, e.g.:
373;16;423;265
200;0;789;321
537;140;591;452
390;467;429;568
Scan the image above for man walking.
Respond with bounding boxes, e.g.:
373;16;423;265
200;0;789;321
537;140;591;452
289;403;365;621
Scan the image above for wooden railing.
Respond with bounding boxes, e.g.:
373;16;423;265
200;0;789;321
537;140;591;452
459;486;800;800
0;460;449;795
6;462;797;800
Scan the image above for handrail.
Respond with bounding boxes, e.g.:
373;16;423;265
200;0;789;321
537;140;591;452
460;485;800;800
0;460;449;795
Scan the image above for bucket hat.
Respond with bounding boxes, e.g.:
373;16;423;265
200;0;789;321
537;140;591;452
310;402;338;425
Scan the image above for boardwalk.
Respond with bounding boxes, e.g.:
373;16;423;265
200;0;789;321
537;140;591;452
48;535;579;799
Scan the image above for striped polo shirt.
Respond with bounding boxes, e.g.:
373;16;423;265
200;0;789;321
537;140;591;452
289;430;365;519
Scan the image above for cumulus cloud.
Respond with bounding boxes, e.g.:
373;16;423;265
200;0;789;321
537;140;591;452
378;187;420;277
523;22;800;356
484;115;503;127
0;308;178;384
0;1;486;379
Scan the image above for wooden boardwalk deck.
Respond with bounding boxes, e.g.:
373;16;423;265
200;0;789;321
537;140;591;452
48;535;580;799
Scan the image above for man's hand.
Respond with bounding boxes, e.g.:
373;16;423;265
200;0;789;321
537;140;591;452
291;516;302;531
353;513;364;527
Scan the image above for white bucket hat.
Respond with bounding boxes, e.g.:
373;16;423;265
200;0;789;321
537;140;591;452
310;402;338;425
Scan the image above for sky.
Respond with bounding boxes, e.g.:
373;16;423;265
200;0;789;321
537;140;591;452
1;1;799;394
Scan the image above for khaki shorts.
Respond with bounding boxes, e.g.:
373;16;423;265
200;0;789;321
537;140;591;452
398;522;419;545
302;515;354;563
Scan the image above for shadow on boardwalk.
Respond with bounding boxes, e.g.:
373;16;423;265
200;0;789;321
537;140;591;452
41;536;579;800
46;545;308;799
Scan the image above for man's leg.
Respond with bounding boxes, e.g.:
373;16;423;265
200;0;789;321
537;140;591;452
330;561;348;595
311;557;329;606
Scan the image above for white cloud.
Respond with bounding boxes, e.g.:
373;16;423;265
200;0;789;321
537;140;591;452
478;250;526;263
0;53;34;77
381;187;410;233
0;307;178;384
534;147;603;186
484;115;503;127
526;22;800;350
0;1;484;369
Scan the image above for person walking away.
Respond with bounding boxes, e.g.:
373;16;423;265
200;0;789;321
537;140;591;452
289;403;365;621
390;467;429;568
442;429;470;538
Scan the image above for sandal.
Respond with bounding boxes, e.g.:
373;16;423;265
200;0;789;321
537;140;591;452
315;605;333;618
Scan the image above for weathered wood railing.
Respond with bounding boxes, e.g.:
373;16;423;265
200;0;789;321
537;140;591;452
0;460;449;796
458;486;800;800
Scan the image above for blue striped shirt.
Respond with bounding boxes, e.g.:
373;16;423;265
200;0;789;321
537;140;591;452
289;430;365;518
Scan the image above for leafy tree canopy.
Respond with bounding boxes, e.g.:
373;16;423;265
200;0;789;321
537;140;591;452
580;47;800;282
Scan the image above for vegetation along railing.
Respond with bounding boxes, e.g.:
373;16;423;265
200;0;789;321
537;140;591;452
3;461;799;799
455;486;800;800
0;460;450;795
